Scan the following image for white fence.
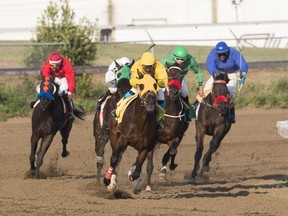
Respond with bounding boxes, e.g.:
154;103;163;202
1;22;288;48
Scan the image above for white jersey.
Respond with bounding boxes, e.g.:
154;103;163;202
105;57;131;84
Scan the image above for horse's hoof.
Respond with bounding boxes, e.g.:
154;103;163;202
201;165;209;172
188;178;196;184
145;185;152;192
159;167;167;180
103;177;110;186
159;172;167;180
62;151;70;158
169;163;178;170
107;183;116;192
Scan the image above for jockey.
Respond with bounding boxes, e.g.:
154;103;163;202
205;41;249;123
96;57;133;110
161;45;204;122
124;52;168;130
31;52;75;116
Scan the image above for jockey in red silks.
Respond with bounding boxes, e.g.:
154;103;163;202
31;52;75;116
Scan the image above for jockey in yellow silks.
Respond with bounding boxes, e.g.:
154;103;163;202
123;52;168;130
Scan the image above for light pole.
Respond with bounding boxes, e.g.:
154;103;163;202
232;0;243;23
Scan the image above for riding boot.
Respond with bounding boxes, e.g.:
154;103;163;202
156;100;165;131
96;90;113;110
30;100;37;109
68;100;75;120
182;96;195;122
229;107;236;123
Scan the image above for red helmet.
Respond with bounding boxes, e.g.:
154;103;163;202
49;52;62;64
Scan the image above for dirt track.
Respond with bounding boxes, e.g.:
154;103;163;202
1;109;288;216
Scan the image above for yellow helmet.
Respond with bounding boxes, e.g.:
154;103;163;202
141;52;155;66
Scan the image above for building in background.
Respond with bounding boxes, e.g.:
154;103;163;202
0;0;287;47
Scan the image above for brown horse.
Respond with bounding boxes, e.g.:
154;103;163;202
93;62;133;182
29;75;86;178
103;73;158;193
190;72;232;183
157;65;190;179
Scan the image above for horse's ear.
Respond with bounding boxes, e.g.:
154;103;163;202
137;69;143;79
129;59;135;68
114;60;121;69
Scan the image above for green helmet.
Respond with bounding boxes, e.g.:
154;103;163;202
173;46;188;59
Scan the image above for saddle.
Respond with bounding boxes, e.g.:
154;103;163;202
115;93;138;124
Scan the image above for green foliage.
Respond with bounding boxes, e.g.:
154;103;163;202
25;0;98;68
235;80;288;109
0;76;36;121
75;73;107;98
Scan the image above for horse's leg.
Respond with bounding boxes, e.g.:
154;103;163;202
159;148;170;179
144;150;154;192
60;119;74;158
168;138;180;170
202;124;231;172
104;137;126;191
34;134;55;178
190;127;205;183
29;134;39;171
128;149;149;181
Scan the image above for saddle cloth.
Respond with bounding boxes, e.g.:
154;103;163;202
115;93;138;124
115;94;164;124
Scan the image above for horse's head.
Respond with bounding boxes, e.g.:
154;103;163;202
115;60;134;96
166;64;182;101
37;75;58;110
136;72;157;112
212;73;230;116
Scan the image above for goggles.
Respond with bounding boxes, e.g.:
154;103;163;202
50;63;61;71
175;57;186;62
217;53;227;57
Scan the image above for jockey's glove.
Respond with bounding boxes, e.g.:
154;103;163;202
239;72;246;85
67;92;73;100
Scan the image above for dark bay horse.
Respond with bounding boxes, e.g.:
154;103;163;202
190;73;232;183
103;73;158;193
157;65;189;179
93;62;133;182
29;75;86;178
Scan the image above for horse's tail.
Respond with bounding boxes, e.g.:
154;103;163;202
73;108;86;122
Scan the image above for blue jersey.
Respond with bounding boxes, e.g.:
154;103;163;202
206;47;248;76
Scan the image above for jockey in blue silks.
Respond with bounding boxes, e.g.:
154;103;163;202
204;41;249;123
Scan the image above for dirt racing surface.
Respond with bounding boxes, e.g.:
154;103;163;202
1;108;288;216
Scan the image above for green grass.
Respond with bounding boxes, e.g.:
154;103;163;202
1;41;288;68
1;41;288;121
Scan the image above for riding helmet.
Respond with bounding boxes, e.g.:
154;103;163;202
173;46;188;59
215;41;229;54
141;52;155;66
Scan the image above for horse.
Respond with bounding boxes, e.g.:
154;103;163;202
93;61;133;182
190;72;232;183
103;72;158;193
29;75;86;178
157;65;190;179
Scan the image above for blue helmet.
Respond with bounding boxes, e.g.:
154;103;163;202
215;41;229;54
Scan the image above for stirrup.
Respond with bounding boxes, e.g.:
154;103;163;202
111;110;116;117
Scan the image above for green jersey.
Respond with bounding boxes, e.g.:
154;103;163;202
160;53;204;86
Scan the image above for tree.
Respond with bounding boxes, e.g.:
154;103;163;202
25;0;98;68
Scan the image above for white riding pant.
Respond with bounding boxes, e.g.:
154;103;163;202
180;76;189;98
204;73;237;98
36;77;68;96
